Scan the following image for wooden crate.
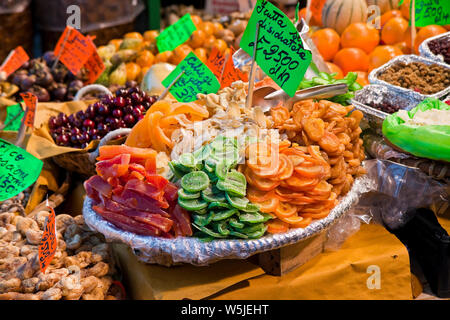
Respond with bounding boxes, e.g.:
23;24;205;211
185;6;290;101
251;231;327;276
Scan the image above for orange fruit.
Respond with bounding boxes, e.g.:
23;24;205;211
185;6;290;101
125;62;141;81
311;28;340;61
414;25;447;54
381;17;409;45
171;44;193;65
108;39;123;51
400;0;411;20
194;48;208;63
214;39;228;53
199;22;215;37
203;35;217;51
136;50;155;68
368;45;403;72
190;15;203;27
394;41;409;54
333;48;369;74
187;30;206;49
326;62;344;79
124;32;144;41
355;71;369;86
445;25;450;31
380;10;403;27
212;22;224;37
143;30;159;43
341;23;380;54
154;51;173;63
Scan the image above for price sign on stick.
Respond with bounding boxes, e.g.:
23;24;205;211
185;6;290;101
156;13;197;53
0;46;29;77
221;49;248;88
20;92;37;128
38;205;57;274
0;138;43;201
84;37;105;84
3;104;24;131
54;26;94;75
414;0;450;27
240;0;312;97
161;52;220;102
207;47;248;88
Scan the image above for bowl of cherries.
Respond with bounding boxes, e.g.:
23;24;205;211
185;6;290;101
48;86;157;149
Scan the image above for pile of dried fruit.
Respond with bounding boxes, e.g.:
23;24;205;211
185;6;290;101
270;100;366;197
427;34;450;65
84;145;191;238
0;212;119;300
169;136;272;240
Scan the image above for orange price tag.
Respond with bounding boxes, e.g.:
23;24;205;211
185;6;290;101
0;46;29;77
84;38;105;84
54;26;94;76
220;48;248;89
310;0;327;24
20;92;37;128
206;47;226;81
206;47;247;88
38;206;57;274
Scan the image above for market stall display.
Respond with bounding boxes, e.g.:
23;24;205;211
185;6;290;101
0;0;449;301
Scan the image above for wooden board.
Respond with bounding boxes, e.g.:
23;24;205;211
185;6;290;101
253;231;327;276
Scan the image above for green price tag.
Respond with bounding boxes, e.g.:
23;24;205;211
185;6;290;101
0;138;43;201
414;0;450;27
161;52;220;102
156;13;197;53
240;0;312;97
3;104;24;131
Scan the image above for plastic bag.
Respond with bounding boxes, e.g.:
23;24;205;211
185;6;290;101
382;98;450;162
324;159;448;250
33;0;144;33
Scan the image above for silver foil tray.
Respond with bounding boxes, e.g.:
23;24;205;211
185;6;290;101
83;176;370;266
419;31;450;64
368;54;450;101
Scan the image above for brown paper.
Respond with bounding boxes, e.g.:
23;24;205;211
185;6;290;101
0;97;21;125
112;243;265;300
25;100;98;159
113;223;412;300
212;224;412;300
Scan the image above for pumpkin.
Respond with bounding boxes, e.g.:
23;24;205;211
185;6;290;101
322;0;368;35
366;0;400;14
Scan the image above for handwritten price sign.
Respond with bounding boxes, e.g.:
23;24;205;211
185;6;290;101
0;46;29;77
0;138;43;201
20;92;37;128
54;26;94;76
206;47;248;88
3;104;24;131
240;0;312;97
414;0;450;27
156;14;197;53
85;37;105;84
162;52;220;102
38;206;57;274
